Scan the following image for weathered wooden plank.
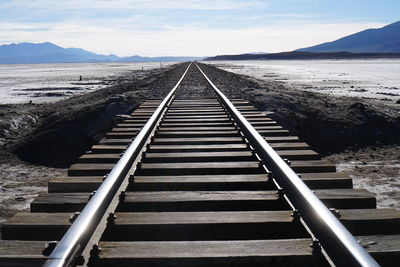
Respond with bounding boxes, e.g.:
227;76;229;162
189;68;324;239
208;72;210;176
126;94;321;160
162;118;231;123
68;163;115;176
300;172;353;189
315;189;376;209
149;144;248;152
165;112;226;116
106;132;138;139
101;211;306;241
265;136;300;143
115;123;148;128
254;126;284;130
156;131;240;138
134;174;269;184
0;240;47;267
276;150;320;160
161;122;233;127
257;129;290;136
236;107;258;111
131;174;271;191
117;191;288;212
138;161;336;174
48;172;353;193
290;160;336;173
111;128;142;132
79;154;120;163
357;234;400;265
165;115;228;119
153;137;243;145
246;117;274;122
140;150;318;162
31;191;283;212
122;120;151;124
173;99;217;102
242;114;272;118
340;209;400;235
143;151;254;163
31;189;375;212
167;109;224;113
98;138;132;145
1;212;71;240
170;104;221;107
48;176;103;193
90;145;127;153
270;142;309;150
3;209;400;241
159;127;236;131
139;162;264;175
94;239;322;267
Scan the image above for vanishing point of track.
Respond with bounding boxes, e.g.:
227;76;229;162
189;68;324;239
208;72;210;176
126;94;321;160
1;62;400;267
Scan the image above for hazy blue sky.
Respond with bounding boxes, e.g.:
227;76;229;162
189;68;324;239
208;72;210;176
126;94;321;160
0;0;398;56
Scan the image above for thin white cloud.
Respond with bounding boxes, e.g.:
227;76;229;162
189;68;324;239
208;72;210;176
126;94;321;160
0;0;388;56
1;0;267;10
0;20;386;56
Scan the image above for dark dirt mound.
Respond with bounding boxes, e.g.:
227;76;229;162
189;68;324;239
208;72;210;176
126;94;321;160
197;62;400;155
175;63;215;98
1;63;188;167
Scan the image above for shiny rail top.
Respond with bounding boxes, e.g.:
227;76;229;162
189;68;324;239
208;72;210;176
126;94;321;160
43;61;379;267
43;63;192;267
195;62;379;267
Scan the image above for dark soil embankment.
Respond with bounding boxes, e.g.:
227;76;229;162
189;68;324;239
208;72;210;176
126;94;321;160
1;63;188;168
0;63;190;219
198;62;400;155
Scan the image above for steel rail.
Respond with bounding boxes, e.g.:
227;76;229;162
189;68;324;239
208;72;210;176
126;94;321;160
43;62;192;267
195;62;379;267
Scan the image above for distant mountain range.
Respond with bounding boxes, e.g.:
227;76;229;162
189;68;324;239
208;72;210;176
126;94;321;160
297;21;400;53
2;21;400;63
205;51;400;61
0;42;203;64
206;21;400;60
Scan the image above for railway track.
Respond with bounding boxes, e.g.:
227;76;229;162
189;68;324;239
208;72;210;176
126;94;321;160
1;62;400;266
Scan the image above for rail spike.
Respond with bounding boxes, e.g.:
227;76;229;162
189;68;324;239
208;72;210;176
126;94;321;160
43;63;193;267
194;62;379;267
34;62;383;267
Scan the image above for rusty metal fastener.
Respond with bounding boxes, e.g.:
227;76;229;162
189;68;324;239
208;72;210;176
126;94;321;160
310;239;321;254
43;241;58;256
88;191;97;200
90;243;102;258
74;255;85;266
107;213;117;225
69;212;81;223
329;208;341;218
119;191;127;202
291;210;300;222
278;188;285;199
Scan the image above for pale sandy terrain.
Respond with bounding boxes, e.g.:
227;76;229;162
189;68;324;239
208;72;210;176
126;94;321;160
0;62;174;104
206;59;400;108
